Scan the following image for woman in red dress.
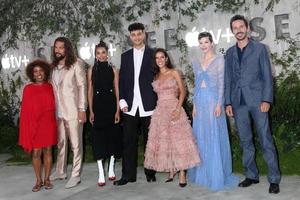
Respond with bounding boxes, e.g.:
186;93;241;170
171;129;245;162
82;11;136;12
19;59;57;192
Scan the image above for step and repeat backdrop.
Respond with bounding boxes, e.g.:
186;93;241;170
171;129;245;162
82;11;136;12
1;0;299;76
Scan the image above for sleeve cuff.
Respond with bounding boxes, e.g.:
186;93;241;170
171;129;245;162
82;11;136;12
119;99;128;110
262;101;271;104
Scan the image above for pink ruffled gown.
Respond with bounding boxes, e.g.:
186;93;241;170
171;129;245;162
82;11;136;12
144;78;200;172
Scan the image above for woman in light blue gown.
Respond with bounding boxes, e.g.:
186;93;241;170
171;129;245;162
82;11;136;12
188;32;239;191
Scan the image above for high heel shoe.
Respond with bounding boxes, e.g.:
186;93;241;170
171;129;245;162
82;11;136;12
178;170;187;188
179;182;187;187
98;182;106;187
165;171;178;183
165;178;173;183
108;176;116;181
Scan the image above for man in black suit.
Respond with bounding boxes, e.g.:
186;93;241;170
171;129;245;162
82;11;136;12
114;22;157;186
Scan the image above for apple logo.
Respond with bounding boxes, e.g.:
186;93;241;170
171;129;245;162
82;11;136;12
79;42;92;60
1;54;11;69
185;27;199;47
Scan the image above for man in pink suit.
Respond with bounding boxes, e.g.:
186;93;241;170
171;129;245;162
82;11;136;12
49;37;87;189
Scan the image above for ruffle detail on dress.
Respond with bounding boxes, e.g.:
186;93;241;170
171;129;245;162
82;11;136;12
144;78;201;172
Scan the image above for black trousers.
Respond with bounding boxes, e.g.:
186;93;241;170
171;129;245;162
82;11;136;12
121;109;156;180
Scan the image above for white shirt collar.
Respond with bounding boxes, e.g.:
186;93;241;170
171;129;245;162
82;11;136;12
57;64;64;70
133;45;145;53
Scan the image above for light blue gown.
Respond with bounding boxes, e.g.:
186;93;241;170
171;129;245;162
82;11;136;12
188;55;239;191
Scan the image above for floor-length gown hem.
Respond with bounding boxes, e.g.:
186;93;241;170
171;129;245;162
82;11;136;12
188;56;239;191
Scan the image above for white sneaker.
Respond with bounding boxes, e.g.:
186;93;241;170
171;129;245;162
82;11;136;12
49;172;67;181
65;177;81;189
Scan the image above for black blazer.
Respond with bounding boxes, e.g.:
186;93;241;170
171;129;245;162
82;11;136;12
119;46;157;111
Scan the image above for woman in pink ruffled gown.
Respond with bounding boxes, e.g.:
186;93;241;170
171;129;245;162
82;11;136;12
144;48;200;187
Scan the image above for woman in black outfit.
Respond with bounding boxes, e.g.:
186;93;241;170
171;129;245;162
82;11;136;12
87;41;121;187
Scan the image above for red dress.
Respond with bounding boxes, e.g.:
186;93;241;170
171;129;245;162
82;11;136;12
19;83;57;153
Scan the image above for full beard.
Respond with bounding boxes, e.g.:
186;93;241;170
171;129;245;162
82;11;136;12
54;53;65;62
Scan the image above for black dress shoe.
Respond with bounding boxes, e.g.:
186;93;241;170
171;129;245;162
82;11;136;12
269;183;280;194
113;178;136;186
146;175;156;182
238;178;259;187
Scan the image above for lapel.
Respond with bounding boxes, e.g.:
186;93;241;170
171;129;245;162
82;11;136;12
140;46;151;76
51;66;68;90
129;46;149;79
241;40;254;72
232;39;254;71
58;67;68;86
128;49;134;78
232;45;239;63
242;39;254;59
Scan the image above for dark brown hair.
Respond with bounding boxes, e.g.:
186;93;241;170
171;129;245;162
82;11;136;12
26;59;51;82
198;32;213;43
128;22;145;32
52;37;77;70
153;48;174;75
230;15;249;31
94;40;108;56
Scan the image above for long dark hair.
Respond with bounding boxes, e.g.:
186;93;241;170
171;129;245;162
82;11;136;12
153;48;174;75
52;37;77;70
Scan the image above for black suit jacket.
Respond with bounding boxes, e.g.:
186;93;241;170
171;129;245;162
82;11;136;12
119;46;157;111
